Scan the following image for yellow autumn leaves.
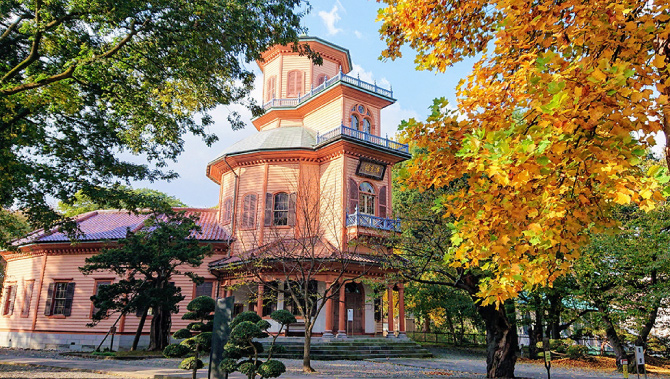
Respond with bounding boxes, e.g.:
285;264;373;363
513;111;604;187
380;0;670;305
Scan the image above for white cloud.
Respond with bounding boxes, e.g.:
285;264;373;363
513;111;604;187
354;30;363;39
381;102;420;141
318;5;342;36
349;64;392;92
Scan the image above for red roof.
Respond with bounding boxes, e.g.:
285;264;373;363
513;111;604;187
14;208;230;246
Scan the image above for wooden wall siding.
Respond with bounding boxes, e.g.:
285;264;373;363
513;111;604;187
258;119;281;132
311;59;339;87
262;56;281;101
318;157;344;247
296;163;320;237
0;253;224;334
303;97;344;134
0;257;44;331
342;98;382;136
231;165;265;251
278;119;304;128
281;55;311;98
218;171;236;226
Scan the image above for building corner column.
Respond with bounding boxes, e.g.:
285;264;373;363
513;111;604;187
336;282;347;338
386;286;395;338
323;282;334;338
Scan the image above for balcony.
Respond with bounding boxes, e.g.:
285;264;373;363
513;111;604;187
316;125;410;155
346;210;401;232
262;71;394;110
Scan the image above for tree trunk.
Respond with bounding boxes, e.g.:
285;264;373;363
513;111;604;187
422;317;430;332
303;319;315;373
547;293;562;340
149;306;172;351
132;307;149;351
477;302;518;378
599;307;627;366
528;308;543;360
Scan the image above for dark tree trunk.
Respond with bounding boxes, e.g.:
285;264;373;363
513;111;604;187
547;292;562;339
422;317;430;332
303;319;315;373
599;307;626;366
529;308;543;360
148;306;172;351
477;302;519;378
132;307;149;351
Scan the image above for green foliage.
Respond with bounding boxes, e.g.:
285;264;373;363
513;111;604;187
80;211;211;351
57;187;187;217
182;311;199;321
270;310;296;325
222;310;295;378
187;322;206;332
178;357;204;370
187;296;216;313
257;360;286;378
162;343;190;358
0;0;315;250
173;328;191;340
566;344;589;359
231;311;262;328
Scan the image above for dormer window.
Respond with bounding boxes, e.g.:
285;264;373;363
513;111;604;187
350;104;373;134
287;70;304;97
265;76;276;102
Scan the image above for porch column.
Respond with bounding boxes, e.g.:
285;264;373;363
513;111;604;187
256;283;264;317
226;288;233;298
387;286;395;337
398;283;406;337
323;282;334;337
336;282;347;338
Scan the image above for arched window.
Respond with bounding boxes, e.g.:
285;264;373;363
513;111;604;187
350;114;359;130
316;74;328;86
222;198;232;224
287;70;304;97
241;194;257;229
350;104;373;133
265;76;276;102
358;182;375;215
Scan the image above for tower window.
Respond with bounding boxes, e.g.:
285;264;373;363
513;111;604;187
316;74;329;86
273;192;289;226
359;182;375;215
265;76;276;102
350;104;373;133
287;70;304;97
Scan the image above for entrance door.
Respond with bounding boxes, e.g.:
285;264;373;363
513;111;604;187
333;282;365;335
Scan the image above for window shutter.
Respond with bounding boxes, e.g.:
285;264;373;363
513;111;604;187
249;194;257;228
242;195;250;227
288;193;297;226
63;283;76;316
7;286;16;315
379;186;387;218
44;283;54;316
348;178;358;213
21;282;34;318
287;71;296;97
296;71;303;95
264;193;273;227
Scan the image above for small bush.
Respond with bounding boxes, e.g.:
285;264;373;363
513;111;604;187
230;311;262;328
182;311;199;320
256;319;271;331
238;361;257;375
270;309;296;325
258;360;286;378
178;356;204;370
188;322;205;331
187;295;216;313
173;328;191;340
163;343;190;358
219;358;238;373
566;344;589;359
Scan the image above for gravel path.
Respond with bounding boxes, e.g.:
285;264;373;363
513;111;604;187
0;363;118;378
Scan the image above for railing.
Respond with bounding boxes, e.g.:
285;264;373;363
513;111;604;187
346;209;401;232
316;125;410;154
262;71;393;110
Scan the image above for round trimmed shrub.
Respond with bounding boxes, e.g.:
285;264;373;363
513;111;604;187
230;311;262;328
238;361;257;375
256;319;271;331
258;359;286;378
230;321;263;342
162;343;190;358
218;358;238;373
188;322;205;331
172;328;191;340
187;296;215;313
270;309;296;325
194;332;212;351
182;311;199;320
178;356;204;370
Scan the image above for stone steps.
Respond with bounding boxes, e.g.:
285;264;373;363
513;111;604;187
259;338;433;360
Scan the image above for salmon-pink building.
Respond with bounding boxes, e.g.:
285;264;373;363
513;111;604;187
0;37;411;350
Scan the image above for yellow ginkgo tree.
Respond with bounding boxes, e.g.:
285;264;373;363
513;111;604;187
379;0;669;307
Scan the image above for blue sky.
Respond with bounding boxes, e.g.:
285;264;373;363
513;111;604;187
130;0;476;207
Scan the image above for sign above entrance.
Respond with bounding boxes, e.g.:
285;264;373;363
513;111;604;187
356;159;386;181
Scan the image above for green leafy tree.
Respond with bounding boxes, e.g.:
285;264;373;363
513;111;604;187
163;296;215;379
80;211;212;351
218;310;296;379
0;210;31;290
58;187;187;217
0;0;316;249
571;203;670;365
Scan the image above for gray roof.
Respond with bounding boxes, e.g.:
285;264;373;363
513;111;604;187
211;127;316;160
